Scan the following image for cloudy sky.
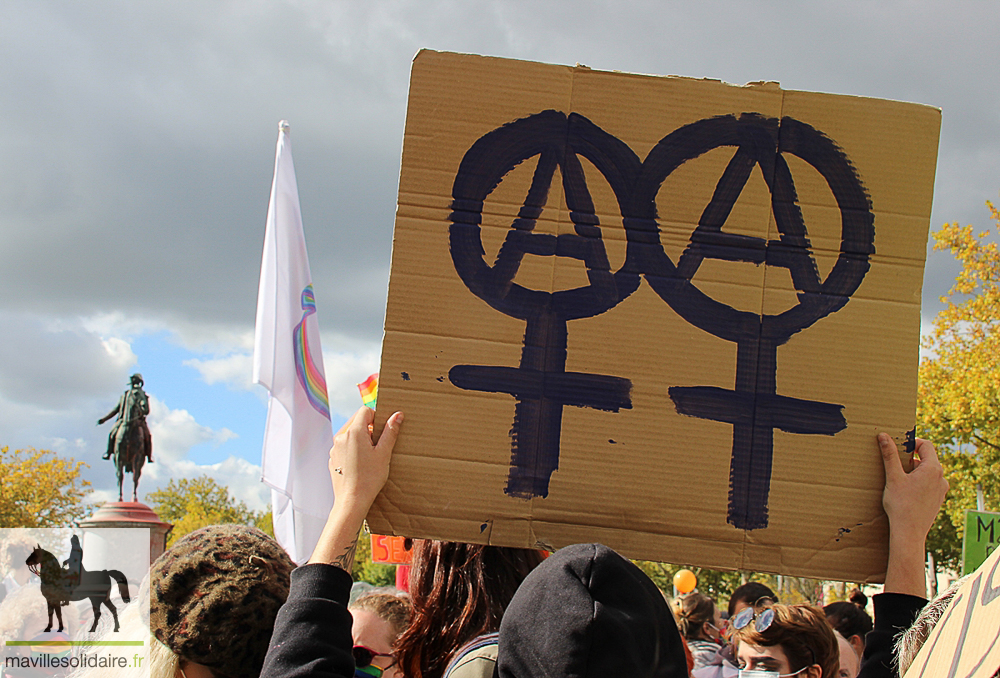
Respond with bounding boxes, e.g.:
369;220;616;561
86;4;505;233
0;1;995;513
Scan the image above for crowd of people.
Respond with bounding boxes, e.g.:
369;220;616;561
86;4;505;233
0;404;978;677
257;406;955;678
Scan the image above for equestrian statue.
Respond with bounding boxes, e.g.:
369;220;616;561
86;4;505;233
98;373;153;502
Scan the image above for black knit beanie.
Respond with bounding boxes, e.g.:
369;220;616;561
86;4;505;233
149;524;294;678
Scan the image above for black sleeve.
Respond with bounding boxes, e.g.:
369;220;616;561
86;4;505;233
260;563;356;678
857;592;927;678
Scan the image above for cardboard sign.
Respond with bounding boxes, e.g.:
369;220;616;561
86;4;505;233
904;545;1000;677
370;533;412;565
369;50;940;582
963;509;1000;575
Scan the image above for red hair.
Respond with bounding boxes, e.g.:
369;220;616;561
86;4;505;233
393;540;543;678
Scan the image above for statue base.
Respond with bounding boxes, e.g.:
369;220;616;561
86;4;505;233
77;501;173;570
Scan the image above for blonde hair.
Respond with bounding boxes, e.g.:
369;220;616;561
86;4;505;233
672;592;717;640
895;576;968;675
350;593;412;640
67;575;178;678
0;583;80;641
66;605;180;678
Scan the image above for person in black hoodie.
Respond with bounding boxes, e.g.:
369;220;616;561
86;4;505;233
495;542;689;678
260;405;404;678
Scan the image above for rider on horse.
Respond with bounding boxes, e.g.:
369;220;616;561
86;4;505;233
99;373;153;467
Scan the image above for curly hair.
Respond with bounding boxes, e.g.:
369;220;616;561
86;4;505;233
734;603;839;678
393;540;543;678
672;592;717;640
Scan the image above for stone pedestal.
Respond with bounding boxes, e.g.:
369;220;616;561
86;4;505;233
77;502;172;583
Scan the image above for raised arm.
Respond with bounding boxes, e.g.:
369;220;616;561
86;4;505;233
857;433;948;678
261;405;403;678
309;406;403;569
878;433;948;597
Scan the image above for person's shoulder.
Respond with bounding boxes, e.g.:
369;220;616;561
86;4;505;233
444;634;498;678
446;647;497;678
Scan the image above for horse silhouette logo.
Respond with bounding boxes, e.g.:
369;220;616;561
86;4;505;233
24;536;130;633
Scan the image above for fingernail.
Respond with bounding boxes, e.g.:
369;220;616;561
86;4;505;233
389;411;404;428
877;433;889;446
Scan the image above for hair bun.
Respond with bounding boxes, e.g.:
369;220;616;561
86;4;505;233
848;588;867;608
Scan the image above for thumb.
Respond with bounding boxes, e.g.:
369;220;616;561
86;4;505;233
376;411;404;455
878;432;904;482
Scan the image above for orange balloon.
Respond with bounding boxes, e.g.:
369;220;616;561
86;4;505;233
673;569;697;594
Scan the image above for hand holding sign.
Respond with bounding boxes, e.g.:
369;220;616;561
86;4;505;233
878;433;948;598
309;406;404;569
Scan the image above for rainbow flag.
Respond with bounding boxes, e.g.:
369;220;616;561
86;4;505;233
358;373;378;409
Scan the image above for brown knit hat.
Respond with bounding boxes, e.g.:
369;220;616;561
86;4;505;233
149;525;294;678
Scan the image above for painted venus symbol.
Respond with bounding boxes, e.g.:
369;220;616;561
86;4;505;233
448;110;874;529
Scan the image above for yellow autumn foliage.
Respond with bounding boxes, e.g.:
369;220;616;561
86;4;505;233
918;199;1000;572
0;446;92;528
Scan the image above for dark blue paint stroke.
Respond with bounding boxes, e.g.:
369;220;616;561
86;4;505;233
448;110;874;525
669;386;846;434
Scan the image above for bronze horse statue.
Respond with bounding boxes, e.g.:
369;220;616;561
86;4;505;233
25;545;130;633
112;418;150;502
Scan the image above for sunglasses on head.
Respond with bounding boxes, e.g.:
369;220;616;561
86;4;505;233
353;646;394;678
732;596;776;633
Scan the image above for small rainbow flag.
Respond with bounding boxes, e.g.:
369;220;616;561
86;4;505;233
358;373;378;409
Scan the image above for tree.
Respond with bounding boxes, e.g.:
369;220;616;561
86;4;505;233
147;475;272;547
629;561;836;605
918;199;1000;580
0;446;92;528
634;560;750;602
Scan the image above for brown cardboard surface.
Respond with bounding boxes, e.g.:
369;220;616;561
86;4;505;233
903;545;1000;677
370;50;941;582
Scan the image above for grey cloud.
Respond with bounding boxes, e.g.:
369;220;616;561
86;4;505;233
0;0;995;356
0;312;136;408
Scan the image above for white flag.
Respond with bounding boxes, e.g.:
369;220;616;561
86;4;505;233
253;120;334;564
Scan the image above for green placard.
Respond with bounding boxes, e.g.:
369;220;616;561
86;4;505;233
962;509;1000;575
